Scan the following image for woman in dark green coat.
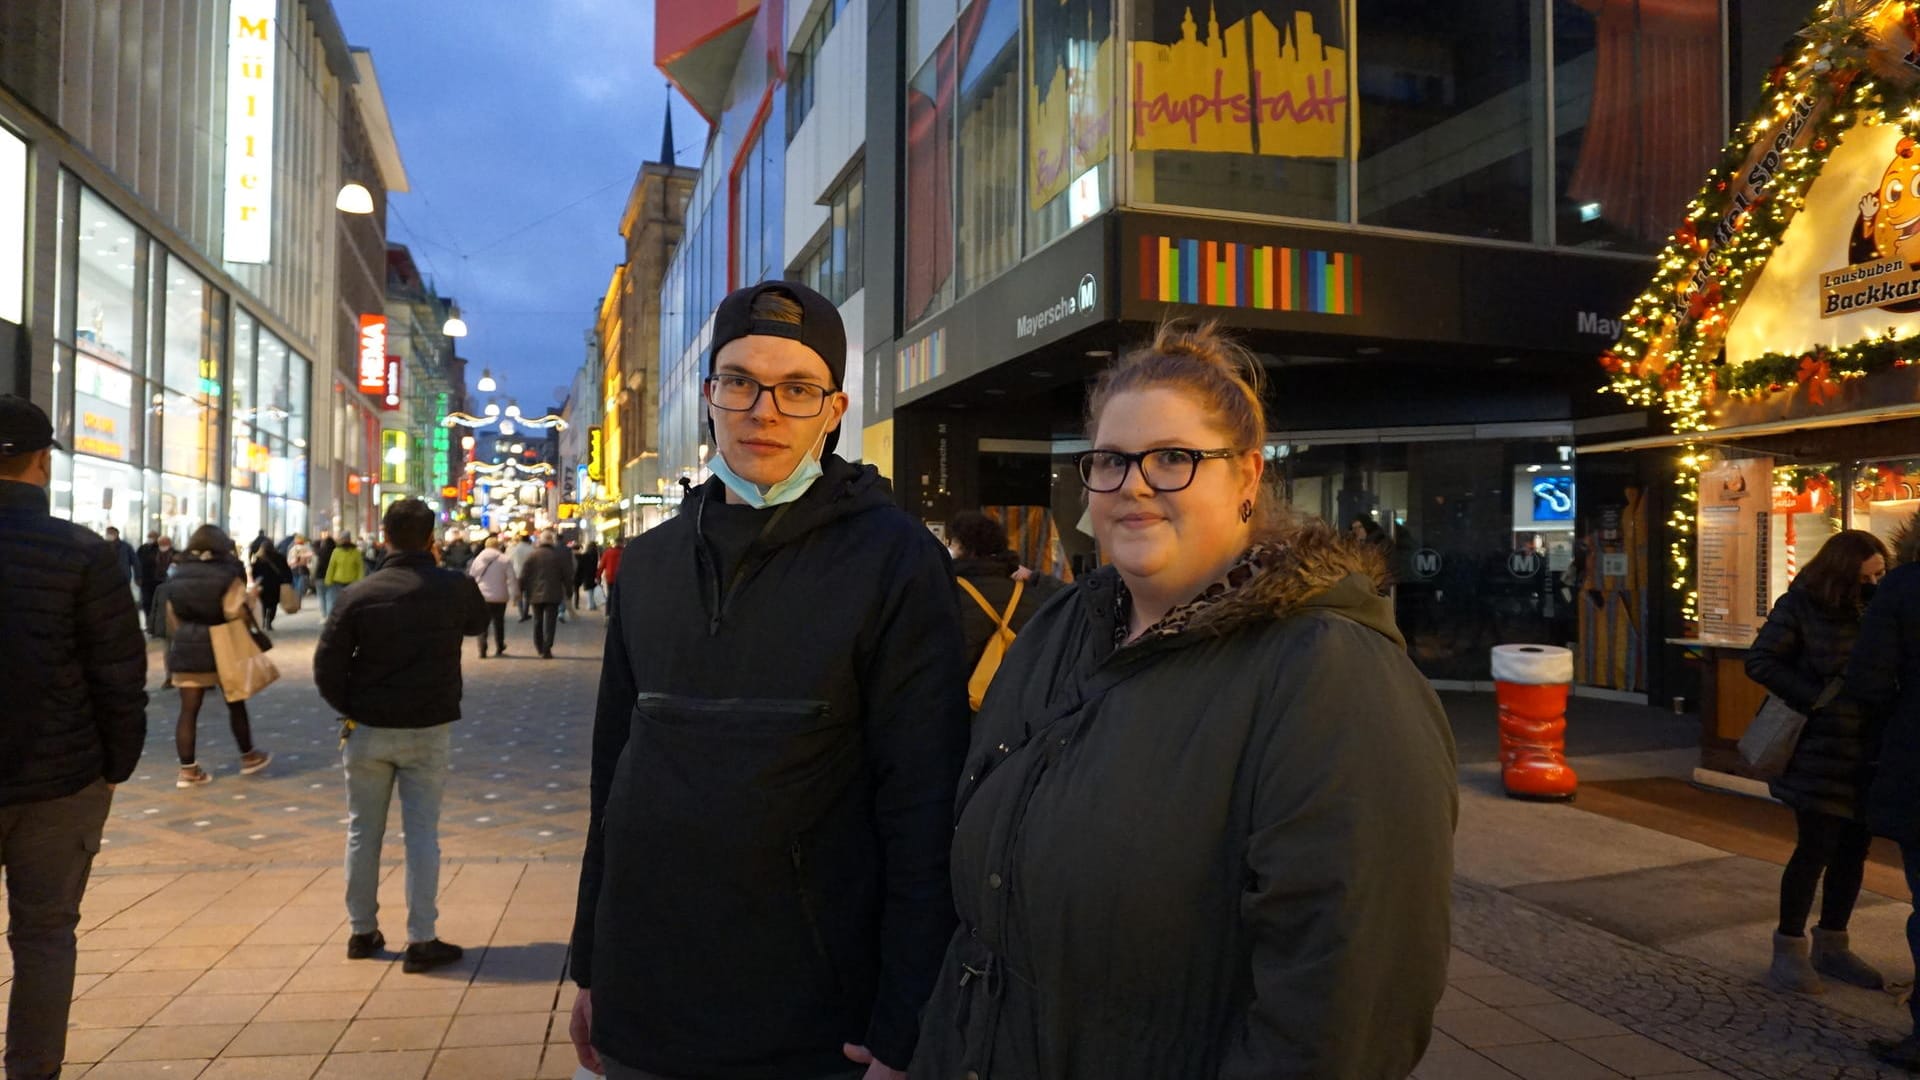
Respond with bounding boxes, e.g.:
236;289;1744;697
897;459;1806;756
912;325;1457;1080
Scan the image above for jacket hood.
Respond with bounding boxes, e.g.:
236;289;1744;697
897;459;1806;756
688;454;895;548
1084;516;1402;648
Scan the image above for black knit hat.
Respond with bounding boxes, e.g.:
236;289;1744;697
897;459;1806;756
706;281;848;456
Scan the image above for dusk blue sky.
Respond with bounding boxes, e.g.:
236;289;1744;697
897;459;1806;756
332;0;703;413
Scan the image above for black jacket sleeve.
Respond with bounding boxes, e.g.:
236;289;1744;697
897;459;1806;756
1748;593;1825;712
313;592;359;717
458;577;489;636
856;534;970;1069
78;539;148;783
572;586;639;989
1849;572;1914;716
1224;616;1457;1079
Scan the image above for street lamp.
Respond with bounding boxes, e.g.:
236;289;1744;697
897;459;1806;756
476;368;496;393
335;182;374;214
505;402;522;419
442;305;469;338
485;401;500;417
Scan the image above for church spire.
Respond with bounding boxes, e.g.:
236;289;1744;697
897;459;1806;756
660;91;676;166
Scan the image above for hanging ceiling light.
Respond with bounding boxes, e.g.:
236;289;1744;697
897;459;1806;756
443;305;469;338
335;182;375;214
505;402;522;418
476;368;496;393
484;401;500;417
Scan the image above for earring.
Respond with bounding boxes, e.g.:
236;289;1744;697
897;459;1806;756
1238;500;1253;524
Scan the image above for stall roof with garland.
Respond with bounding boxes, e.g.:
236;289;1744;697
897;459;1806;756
1599;0;1920;620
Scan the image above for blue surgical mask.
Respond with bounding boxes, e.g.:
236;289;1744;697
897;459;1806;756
709;424;829;509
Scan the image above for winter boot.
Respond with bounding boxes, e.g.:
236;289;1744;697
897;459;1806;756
1769;931;1824;994
1811;927;1885;989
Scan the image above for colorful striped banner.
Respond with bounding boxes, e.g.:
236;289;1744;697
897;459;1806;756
1139;235;1361;315
896;328;947;393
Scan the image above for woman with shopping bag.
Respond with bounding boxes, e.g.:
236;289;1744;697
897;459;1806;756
166;525;275;788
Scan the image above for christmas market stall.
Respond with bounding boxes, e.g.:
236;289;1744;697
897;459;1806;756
1588;0;1920;777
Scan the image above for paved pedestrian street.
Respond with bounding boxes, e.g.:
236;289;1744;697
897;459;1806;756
2;609;1916;1078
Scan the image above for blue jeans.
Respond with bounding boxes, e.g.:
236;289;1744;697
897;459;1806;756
344;723;451;945
319;583;339;617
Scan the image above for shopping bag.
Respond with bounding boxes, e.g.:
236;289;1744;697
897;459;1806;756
1737;696;1806;778
278;583;301;615
209;619;281;701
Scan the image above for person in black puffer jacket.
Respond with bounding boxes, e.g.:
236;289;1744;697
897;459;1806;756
0;395;147;1079
1748;528;1891;996
167;526;272;788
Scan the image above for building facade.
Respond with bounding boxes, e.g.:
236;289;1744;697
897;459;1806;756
382;243;464;521
0;0;363;545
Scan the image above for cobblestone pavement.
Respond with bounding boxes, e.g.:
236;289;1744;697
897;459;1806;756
0;602;1905;1077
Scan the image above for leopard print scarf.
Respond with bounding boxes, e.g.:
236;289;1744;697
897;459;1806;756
1113;543;1281;648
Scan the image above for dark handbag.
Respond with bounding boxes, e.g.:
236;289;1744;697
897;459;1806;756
243;607;274;652
1738;679;1842;778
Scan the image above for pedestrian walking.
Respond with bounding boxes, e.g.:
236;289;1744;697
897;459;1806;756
287;533;315;597
441;527;475;572
574;540;601;611
946;510;1064;710
103;526;138;582
165;525;273;787
568;282;969;1080
598;540;623;606
522;530;573;658
136;531;174;634
313;498;488;974
467;536;517;658
509;533;536;621
0;395;147;1080
1747;529;1893;994
250;537;291;630
911;324;1457;1079
1850;514;1920;1068
321;531;365;616
315;532;336;606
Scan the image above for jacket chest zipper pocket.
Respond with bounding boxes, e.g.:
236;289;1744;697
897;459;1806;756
791;839;840;991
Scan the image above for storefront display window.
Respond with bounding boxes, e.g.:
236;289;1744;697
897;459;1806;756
232;309;257;431
70;454;141;542
159;474;211;544
0;124;25;326
257;328;291;441
229;489;263;546
1128;0;1336;222
161;256;218;400
72;353;135;463
160;390;215;480
74;188;139;371
1551;0;1721;252
1853;458;1920;551
1029;0;1111;248
1356;0;1539;241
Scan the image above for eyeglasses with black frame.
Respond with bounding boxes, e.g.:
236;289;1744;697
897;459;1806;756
703;374;838;418
1073;447;1241;493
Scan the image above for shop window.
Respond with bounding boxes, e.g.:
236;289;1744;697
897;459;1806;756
69;455;141;543
1552;0;1721;252
159;390;215;480
789;167;866;305
74;188;139;371
905;49;955;323
1356;0;1539;242
257;328;291;441
289;354;311;452
231;309;257;432
955;0;1021;295
72;352;135;463
161;256;219;401
158;475;211;545
1028;0;1112;248
1127;0;1331;223
1854;458;1920;551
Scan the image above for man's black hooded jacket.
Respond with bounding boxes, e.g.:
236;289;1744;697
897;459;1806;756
573;455;969;1078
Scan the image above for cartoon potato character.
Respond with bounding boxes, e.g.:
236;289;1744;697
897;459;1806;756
1849;136;1920;313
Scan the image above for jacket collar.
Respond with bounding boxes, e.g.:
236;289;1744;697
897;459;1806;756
0;479;50;514
378;549;437;571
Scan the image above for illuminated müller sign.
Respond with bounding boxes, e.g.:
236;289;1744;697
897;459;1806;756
382;356;402;411
357;315;388;393
223;0;276;264
586;427;605;482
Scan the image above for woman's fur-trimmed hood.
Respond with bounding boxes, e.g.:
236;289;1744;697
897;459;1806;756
1182;516;1402;645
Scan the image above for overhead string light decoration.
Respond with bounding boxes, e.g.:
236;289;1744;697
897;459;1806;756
466;460;557;477
1591;0;1920;621
441;411;569;430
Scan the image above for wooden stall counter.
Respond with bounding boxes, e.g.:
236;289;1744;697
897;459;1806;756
1668;636;1769;777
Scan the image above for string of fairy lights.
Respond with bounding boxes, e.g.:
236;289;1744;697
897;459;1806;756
1595;0;1920;621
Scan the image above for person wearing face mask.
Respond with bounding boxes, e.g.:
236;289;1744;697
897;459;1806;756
911;323;1456;1079
568;282;969;1080
1746;528;1892;995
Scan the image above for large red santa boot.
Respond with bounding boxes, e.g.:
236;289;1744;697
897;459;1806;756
1492;644;1577;801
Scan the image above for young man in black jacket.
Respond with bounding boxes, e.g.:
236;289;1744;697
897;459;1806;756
314;498;489;974
0;396;147;1079
568;283;970;1080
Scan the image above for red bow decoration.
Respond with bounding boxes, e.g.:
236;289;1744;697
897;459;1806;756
1598;352;1623;374
1797;356;1840;405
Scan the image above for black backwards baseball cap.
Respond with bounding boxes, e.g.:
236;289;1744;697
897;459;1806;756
0;395;58;456
706;281;848;456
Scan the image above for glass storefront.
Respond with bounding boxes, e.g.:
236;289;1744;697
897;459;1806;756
1275;434;1577;680
46;172;311;545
